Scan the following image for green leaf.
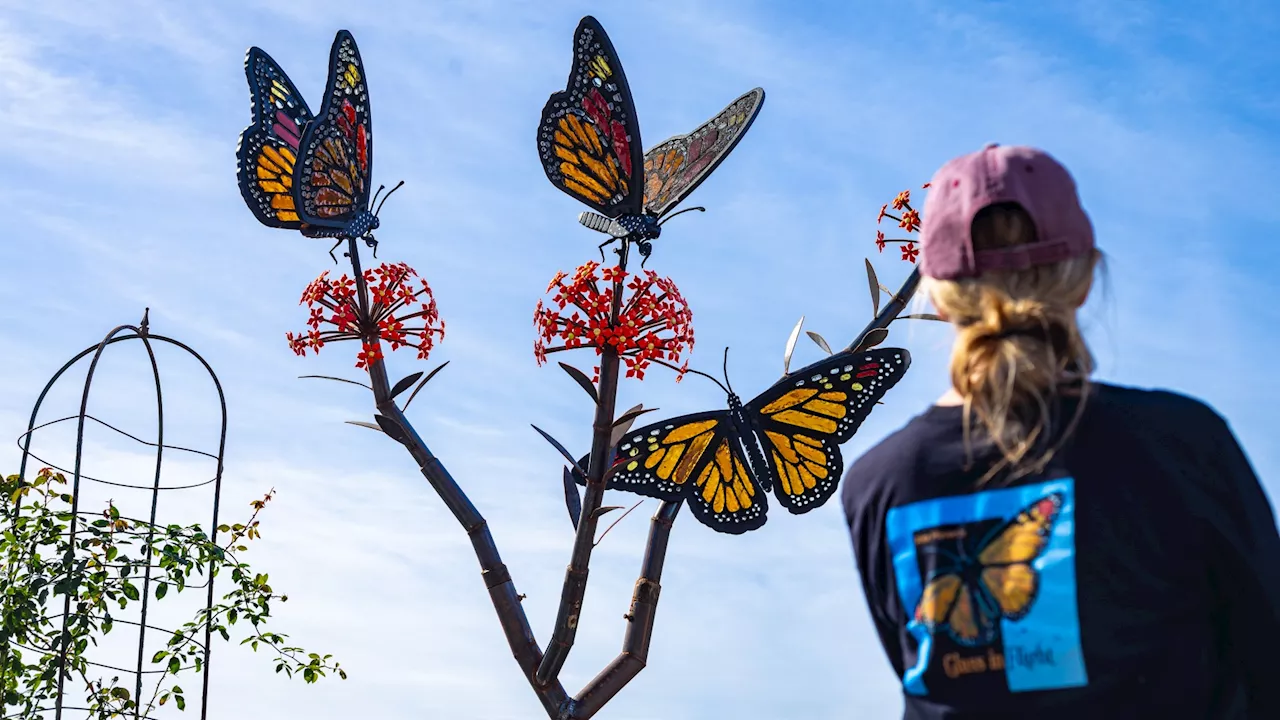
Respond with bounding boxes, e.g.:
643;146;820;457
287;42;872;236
155;582;168;600
175;694;186;711
169;657;181;674
122;583;139;601
152;650;168;663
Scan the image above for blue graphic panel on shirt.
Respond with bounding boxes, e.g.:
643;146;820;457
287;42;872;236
885;479;1087;696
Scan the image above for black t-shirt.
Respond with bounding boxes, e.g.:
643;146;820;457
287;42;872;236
841;382;1280;719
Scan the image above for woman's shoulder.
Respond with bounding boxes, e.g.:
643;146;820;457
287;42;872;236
1085;380;1229;434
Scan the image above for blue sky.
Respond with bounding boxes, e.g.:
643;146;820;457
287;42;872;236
0;0;1276;717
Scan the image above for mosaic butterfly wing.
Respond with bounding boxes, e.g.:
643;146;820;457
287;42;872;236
537;15;645;218
914;493;1064;646
745;348;910;515
293;30;378;240
607;411;768;533
642;87;765;219
577;347;912;534
236;46;315;230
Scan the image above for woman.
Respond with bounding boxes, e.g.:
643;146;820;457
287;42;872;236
842;144;1279;718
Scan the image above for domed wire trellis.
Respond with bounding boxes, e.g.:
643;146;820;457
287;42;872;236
5;311;227;719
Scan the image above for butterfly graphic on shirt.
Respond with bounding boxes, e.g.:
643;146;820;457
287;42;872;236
235;30;402;262
913;493;1065;647
572;348;910;534
537;16;765;264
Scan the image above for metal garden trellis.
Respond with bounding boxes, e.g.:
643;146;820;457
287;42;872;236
6;310;228;719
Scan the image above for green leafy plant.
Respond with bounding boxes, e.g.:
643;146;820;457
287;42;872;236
1;468;344;717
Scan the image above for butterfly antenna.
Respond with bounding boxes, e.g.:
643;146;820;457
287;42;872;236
374;180;406;217
722;347;735;396
657;206;706;227
370;184;387;210
681;365;730;395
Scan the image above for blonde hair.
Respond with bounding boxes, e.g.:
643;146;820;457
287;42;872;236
926;202;1101;483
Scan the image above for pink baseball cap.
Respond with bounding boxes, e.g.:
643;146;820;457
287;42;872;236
918;144;1095;280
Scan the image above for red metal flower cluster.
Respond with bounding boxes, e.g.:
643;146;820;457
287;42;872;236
287;262;445;369
534;260;694;381
875;182;929;263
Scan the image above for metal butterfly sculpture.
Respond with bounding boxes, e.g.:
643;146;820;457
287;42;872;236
236;30;403;262
572;346;911;534
537;16;766;264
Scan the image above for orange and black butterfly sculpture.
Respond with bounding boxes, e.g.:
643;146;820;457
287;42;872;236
537;16;765;263
574;347;912;534
236;30;402;262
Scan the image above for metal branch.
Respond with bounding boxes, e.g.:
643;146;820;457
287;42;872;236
846;267;922;351
342;237;570;715
567;500;681;718
536;242;632;686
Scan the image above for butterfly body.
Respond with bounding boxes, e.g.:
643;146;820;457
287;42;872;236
238;30;395;261
539;17;765;262
575;348;911;533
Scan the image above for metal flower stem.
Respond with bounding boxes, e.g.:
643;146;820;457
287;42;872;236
536;243;630;686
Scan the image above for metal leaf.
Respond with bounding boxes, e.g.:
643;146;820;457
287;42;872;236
594;499;645;546
390;371;423;399
562;467;583;530
899;313;946;322
402;361;450;411
610;404;653;444
806;331;833;355
592;505;624;519
532;424;587;477
854;327;890;352
570;444;620;488
300;375;372;390
558;362;599;404
783;315;805;374
345;421;384;433
374;414;411;445
865;259;881;316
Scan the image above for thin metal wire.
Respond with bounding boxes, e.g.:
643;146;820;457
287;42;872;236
7;320;228;720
